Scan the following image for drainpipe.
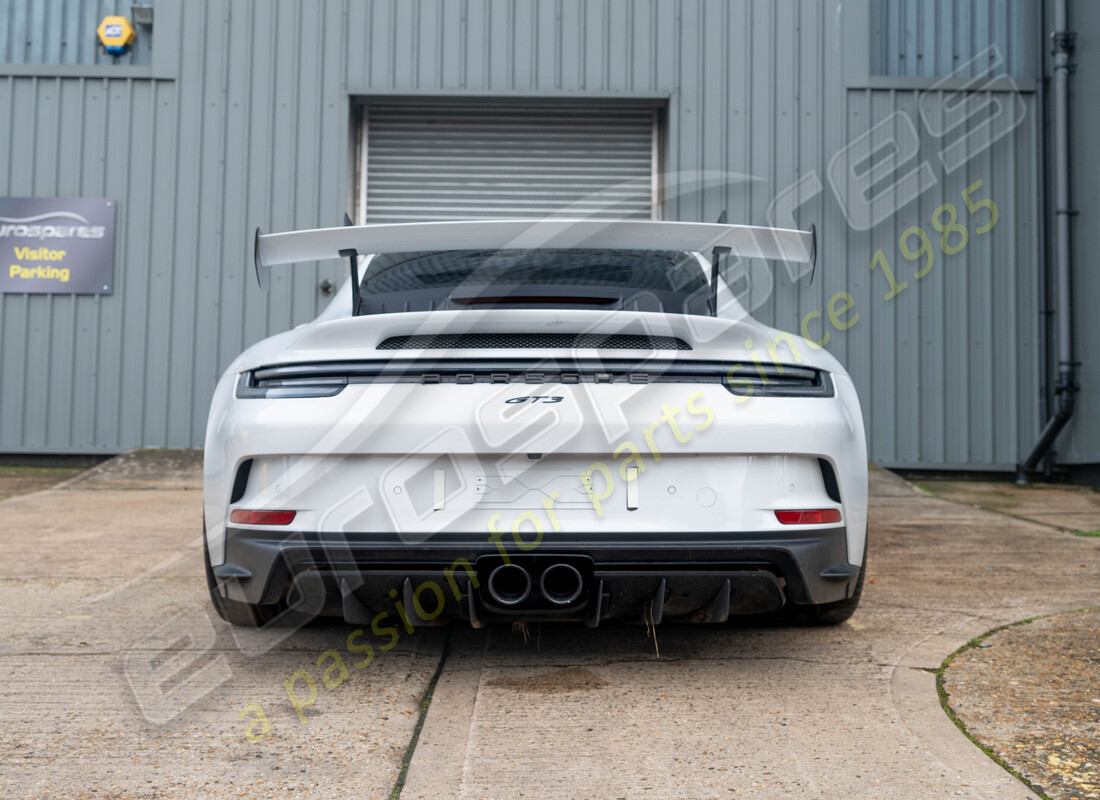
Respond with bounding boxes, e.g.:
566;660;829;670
1018;0;1079;483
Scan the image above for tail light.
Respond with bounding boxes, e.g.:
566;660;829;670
236;372;346;399
229;509;297;525
724;365;833;398
775;508;842;525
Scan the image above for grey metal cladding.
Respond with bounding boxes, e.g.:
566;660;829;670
870;0;1033;78
0;0;1079;468
0;0;153;66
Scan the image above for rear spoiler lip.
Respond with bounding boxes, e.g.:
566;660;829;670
252;219;814;290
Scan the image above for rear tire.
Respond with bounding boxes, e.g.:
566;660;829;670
203;524;282;627
782;547;867;626
803;563;865;625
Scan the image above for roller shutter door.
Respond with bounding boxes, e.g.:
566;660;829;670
360;102;658;223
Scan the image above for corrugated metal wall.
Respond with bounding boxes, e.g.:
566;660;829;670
1;0;153;66
870;0;1034;78
0;0;349;451
0;0;1073;471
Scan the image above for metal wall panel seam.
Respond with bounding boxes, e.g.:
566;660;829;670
766;0;781;326
1027;37;1046;457
977;95;995;462
460;0;470;90
887;89;901;462
41;293;52;446
504;0;513;91
233;3;257;364
317;0;345;315
293;0;311;310
29;0;44;67
111;78;135;450
994;96;1009;463
294;0;323;325
69;77;85;445
147;79;179;445
47;76;67;449
433;0;442;90
173;0;206;448
259;3;275;346
345;0;363;85
601;0;610;92
574;0;584;92
63;293;77;447
1006;93;1023;462
277;0;299;338
693;0;704;220
49;75;70;446
271;0;293;338
1;2;14;63
90;78;108;451
135;79;158;444
813;0;829;426
209;0;235;427
16;295;28;447
224;0;247;378
412;0;422;90
890;90;903;461
20;75;39;448
390;0;400;89
9;0;26;63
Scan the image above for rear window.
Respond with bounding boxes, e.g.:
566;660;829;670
358;249;710;315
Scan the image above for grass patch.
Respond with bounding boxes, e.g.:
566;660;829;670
0;466;86;502
912;483;935;496
1074;529;1100;537
0;466;84;478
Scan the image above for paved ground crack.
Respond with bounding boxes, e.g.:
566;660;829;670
390;626;452;800
867;599;1005;621
917;491;1080;536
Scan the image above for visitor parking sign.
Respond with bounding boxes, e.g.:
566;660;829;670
0;197;116;294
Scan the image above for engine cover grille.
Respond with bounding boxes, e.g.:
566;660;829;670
377;333;692;350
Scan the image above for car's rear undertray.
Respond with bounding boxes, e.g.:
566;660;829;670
213;528;859;626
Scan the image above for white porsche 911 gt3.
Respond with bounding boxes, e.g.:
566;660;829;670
203;219;867;628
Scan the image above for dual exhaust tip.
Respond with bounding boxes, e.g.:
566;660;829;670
487;562;584;607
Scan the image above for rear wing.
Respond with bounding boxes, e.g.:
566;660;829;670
252;219;816;314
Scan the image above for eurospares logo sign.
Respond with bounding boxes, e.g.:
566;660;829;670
0;197;116;294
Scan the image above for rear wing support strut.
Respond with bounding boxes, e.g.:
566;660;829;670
710;245;730;316
339;248;361;315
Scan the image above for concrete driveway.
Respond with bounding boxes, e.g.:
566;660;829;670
1;453;1097;799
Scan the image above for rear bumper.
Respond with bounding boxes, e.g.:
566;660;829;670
214;526;859;625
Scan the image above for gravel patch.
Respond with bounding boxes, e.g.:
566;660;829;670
943;609;1100;800
0;466;85;501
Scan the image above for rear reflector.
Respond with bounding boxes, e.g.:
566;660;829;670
229;509;297;525
775;508;842;525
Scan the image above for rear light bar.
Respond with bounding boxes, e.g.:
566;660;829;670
236;360;833;398
774;508;842;525
229;509;297;525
